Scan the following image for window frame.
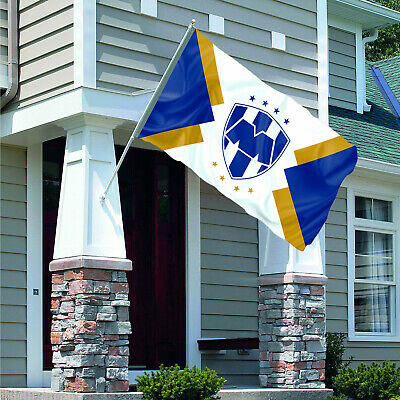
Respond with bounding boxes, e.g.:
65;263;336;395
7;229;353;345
348;186;400;341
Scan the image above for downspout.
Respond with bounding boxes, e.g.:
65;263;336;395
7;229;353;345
0;0;18;109
362;28;379;112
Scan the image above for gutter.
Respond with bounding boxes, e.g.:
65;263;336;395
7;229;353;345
362;28;379;112
1;0;18;109
330;0;400;28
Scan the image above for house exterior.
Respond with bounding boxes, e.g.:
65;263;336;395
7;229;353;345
0;0;400;392
329;54;400;364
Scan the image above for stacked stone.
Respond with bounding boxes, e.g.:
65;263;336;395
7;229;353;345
50;268;131;393
259;283;326;389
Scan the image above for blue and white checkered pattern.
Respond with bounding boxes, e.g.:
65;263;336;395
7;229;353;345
223;103;290;179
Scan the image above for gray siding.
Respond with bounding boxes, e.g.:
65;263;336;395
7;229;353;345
325;187;400;365
328;26;357;111
96;0;319;113
200;181;259;387
0;0;6;76
6;0;74;110
0;146;27;388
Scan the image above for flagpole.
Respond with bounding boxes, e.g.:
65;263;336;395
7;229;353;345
101;19;197;202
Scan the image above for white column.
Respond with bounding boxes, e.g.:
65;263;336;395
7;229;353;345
53;116;126;260
258;223;324;276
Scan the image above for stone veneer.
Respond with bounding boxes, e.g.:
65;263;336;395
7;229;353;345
258;275;326;389
50;268;131;393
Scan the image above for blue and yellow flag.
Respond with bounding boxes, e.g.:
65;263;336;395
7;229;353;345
139;30;357;250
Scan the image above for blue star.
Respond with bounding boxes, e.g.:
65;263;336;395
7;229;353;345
262;100;268;106
284;118;290;124
250;95;255;102
274;108;279;114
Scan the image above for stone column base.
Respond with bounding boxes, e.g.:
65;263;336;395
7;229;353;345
258;273;327;389
50;257;132;393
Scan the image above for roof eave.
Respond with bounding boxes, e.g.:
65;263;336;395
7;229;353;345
328;0;400;30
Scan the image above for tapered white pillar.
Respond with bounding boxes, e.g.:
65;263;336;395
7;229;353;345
258;224;326;389
259;225;324;277
50;116;132;393
53;117;126;260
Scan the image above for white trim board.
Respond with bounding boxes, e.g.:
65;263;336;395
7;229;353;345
27;144;45;387
318;0;329;124
357;158;400;177
355;24;364;114
0;87;153;143
74;0;96;88
185;169;202;368
341;159;400;189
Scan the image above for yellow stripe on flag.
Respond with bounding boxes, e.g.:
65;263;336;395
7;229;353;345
197;31;224;107
141;125;203;150
273;187;305;251
294;136;353;166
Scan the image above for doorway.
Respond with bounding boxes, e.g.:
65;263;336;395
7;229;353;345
42;139;186;370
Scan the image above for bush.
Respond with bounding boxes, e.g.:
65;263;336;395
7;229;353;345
325;332;352;390
136;364;226;400
331;361;400;400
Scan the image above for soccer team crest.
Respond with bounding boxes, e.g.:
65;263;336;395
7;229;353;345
222;103;290;180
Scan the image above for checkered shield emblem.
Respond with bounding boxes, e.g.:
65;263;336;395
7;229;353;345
222;103;290;180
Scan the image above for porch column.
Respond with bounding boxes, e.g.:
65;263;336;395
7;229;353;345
49;116;132;393
258;226;326;389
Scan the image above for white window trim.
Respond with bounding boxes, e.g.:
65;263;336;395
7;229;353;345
347;183;400;342
26;140;202;387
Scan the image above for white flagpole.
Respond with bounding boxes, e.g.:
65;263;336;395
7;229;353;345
101;19;197;201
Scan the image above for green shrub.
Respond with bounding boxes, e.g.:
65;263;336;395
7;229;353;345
331;361;400;400
325;332;352;390
136;364;226;400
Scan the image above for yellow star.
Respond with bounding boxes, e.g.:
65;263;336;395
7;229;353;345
234;186;239;192
212;161;218;167
248;188;254;194
220;175;225;181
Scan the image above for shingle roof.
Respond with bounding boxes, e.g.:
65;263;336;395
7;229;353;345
329;55;400;165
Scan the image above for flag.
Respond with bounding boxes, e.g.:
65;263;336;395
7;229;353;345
138;29;357;251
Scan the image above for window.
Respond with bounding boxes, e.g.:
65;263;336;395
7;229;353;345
349;190;399;341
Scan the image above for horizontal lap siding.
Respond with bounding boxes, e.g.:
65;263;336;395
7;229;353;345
200;181;259;387
6;0;74;110
96;0;318;113
0;146;27;388
328;27;357;111
325;187;400;365
0;0;7;71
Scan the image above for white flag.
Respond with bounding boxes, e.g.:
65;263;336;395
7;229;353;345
138;30;357;250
